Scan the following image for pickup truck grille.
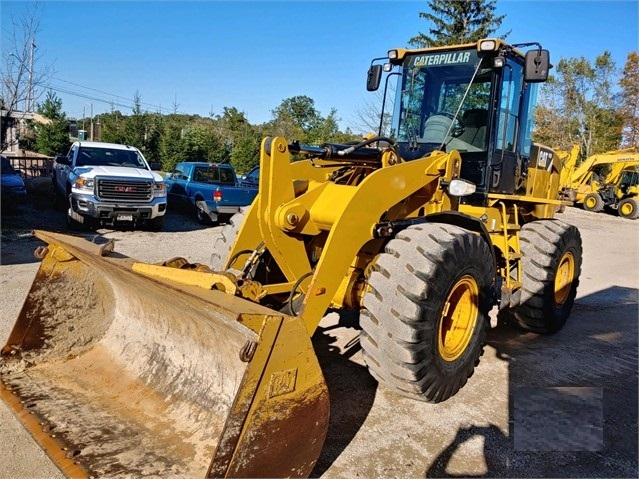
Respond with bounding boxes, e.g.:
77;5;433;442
97;178;153;201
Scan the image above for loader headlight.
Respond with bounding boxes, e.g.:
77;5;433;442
75;176;94;191
153;182;167;197
448;179;476;197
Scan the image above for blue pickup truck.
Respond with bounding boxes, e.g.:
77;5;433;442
165;162;258;224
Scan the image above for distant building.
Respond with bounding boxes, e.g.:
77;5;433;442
1;109;51;154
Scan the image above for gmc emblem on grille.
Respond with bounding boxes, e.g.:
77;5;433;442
115;186;136;192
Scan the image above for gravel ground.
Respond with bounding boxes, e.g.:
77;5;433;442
0;185;637;479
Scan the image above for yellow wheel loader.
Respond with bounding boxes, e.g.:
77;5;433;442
1;39;582;478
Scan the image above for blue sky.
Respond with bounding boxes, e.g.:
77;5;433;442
1;0;637;132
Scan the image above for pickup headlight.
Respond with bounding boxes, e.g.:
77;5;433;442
75;177;95;191
154;182;167;197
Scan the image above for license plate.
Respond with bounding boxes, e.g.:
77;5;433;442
116;214;133;222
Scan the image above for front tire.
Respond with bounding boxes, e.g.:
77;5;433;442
583;193;604;212
501;220;582;334
66;210;91;231
618;198;639;219
359;224;495;403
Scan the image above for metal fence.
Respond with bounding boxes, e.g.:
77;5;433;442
6;156;54;179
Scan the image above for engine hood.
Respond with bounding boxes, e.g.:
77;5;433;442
75;166;163;182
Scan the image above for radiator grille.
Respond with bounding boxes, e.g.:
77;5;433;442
97;178;153;201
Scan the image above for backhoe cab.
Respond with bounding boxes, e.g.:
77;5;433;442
1;39;580;479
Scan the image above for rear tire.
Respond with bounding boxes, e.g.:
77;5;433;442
618;198;639;219
359;224;495;403
583;193;604;212
500;220;582;334
210;210;246;270
196;202;212;225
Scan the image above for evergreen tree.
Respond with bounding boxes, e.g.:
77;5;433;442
409;0;509;48
230;128;261;174
33;91;71;156
122;91;147;150
98;107;126;144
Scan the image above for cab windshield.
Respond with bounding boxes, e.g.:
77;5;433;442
392;48;492;156
76;147;148;169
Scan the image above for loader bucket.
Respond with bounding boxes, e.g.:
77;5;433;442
0;230;329;478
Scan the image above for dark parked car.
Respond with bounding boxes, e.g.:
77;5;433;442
1;155;27;208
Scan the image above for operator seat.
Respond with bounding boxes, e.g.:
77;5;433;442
458;109;488;150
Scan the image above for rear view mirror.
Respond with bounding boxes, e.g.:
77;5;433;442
367;64;382;91
524;49;550;83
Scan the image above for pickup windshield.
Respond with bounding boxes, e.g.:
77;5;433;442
76;147;148;169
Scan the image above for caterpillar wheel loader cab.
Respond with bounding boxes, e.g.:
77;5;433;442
1;39;582;478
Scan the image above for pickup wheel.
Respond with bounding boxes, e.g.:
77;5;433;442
66;211;93;231
196;205;212;225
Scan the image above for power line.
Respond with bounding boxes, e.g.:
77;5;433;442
41;76;188;116
49;76;174;112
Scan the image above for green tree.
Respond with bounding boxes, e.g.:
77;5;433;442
142;112;163;162
122;91;146;150
269;95;321;143
33;90;70;155
619;51;639;148
179;124;226;163
98;108;126;144
409;0;509;48
230;128;261;174
268;96;354;147
159;114;184;171
534;52;623;158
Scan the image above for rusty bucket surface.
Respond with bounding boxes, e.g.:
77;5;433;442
0;231;329;478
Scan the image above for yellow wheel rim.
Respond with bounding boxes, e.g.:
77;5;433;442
585;196;596;209
555;251;575;305
620;202;634;216
438;275;479;362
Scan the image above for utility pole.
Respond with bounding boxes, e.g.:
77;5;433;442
27;39;36;112
90;103;94;141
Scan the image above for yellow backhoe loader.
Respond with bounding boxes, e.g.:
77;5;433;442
558;146;639;218
1;39;583;478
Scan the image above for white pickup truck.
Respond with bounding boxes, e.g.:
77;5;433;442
53;141;167;230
